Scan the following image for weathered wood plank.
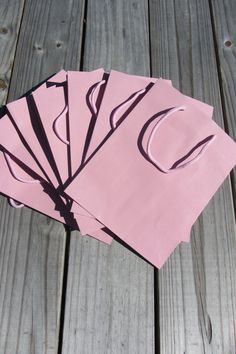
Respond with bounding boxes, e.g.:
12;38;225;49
209;0;236;192
82;0;150;75
0;198;65;354
208;0;236;131
62;237;154;354
0;0;85;352
149;0;236;353
8;0;86;99
61;1;155;353
0;0;25;106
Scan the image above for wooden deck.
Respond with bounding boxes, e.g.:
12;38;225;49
0;0;236;353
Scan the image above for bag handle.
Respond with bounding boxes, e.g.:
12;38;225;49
144;106;216;173
53;106;69;145
110;88;147;129
4;152;40;209
9;198;24;208
4;152;41;183
88;79;106;115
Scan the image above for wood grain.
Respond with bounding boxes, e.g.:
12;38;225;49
0;0;85;352
0;198;65;353
8;0;86;99
149;0;236;353
208;0;236;135
61;1;155;353
209;0;236;192
82;0;150;76
62;236;154;354
0;0;25;106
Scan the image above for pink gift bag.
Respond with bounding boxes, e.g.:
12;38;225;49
85;70;155;160
85;70;213;160
1;72;111;242
6;76;67;187
70;70;214;223
32;85;69;184
0;139;111;242
66;69;112;242
0;150;73;222
0;107;102;236
66;69;112;240
32;74;107;224
70;70;159;218
67;68;106;174
0;146;79;226
65;79;236;268
0;113;49;182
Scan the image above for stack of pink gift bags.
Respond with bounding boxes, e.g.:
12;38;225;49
0;69;235;268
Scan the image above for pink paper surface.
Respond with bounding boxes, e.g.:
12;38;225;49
66;69;112;243
32;85;69;183
0;114;47;181
6;70;69;187
86;70;213;159
0;147;110;241
0;150;77;226
7;95;61;187
71;70;213;218
65;80;236;268
1;71;111;243
88;229;113;245
67;68;105;174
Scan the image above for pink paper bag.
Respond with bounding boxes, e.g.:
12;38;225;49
0;144;111;243
70;70;214;222
6;79;66;187
66;69;112;239
85;70;213;160
0;147;77;226
1;71;111;242
32;85;69;184
65;80;236;268
66;69;113;242
0;116;109;241
67;68;106;174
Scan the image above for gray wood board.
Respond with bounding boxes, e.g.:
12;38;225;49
0;198;65;354
0;0;25;105
0;0;85;352
149;0;236;353
209;0;236;192
208;0;236;135
8;0;86;99
61;1;155;353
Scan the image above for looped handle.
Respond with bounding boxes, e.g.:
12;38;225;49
145;106;216;173
53;106;69;145
88;79;106;115
110;88;147;129
4;152;41;183
9;198;24;208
